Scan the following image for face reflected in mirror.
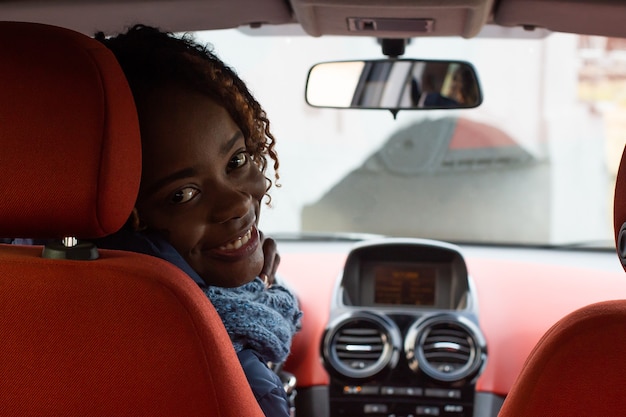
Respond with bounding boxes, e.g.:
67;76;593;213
443;64;480;105
306;59;482;110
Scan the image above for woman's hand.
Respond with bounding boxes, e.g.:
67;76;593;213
259;231;280;287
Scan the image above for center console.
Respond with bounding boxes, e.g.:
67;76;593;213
321;238;487;417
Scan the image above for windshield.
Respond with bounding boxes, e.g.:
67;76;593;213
194;26;623;247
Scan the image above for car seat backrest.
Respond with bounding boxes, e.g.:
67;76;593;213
497;136;626;416
0;21;264;417
614;144;626;270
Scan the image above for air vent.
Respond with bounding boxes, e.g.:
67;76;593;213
323;311;401;380
405;315;486;383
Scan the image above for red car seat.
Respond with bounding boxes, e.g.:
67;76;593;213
497;142;626;415
0;21;264;417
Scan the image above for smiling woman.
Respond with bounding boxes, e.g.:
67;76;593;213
92;24;302;417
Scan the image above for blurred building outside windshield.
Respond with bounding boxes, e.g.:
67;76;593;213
195;27;626;247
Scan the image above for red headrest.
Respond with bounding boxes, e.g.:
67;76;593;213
614;145;626;271
0;22;141;239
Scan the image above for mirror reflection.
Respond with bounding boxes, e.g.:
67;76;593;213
306;59;482;110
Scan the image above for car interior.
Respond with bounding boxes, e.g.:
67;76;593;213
2;1;626;417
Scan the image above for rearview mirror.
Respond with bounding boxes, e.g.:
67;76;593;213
305;59;482;111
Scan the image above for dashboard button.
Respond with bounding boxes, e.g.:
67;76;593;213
343;385;380;395
405;387;423;396
424;388;461;399
364;404;388;414
444;404;464;413
361;385;380;395
416;406;440;415
343;385;360;394
381;386;423;396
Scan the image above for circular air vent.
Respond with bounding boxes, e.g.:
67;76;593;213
404;315;486;383
322;311;402;380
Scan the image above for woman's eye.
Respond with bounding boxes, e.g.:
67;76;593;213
170;187;199;204
228;151;249;170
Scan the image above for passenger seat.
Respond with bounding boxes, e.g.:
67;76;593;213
0;21;264;417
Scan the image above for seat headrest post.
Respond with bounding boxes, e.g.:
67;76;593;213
42;241;99;260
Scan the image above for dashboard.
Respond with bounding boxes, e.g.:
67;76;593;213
279;238;626;417
316;239;486;417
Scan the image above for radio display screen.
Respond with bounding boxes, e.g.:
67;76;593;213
373;263;436;306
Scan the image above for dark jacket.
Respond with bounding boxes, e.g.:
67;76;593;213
239;349;291;417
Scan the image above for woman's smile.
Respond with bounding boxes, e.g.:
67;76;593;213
206;225;261;261
219;227;254;251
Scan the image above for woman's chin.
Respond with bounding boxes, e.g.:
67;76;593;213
193;250;264;288
202;266;263;288
229;275;258;288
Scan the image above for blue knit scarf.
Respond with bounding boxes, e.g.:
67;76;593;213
206;279;301;363
95;230;302;364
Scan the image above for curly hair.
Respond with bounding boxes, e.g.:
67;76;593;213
95;24;279;199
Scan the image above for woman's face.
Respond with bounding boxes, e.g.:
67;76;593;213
134;83;267;287
449;70;466;103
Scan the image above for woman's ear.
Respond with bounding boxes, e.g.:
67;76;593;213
127;207;147;232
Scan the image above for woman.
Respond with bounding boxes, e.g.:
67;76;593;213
95;25;301;417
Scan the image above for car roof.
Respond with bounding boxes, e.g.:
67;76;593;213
1;0;625;39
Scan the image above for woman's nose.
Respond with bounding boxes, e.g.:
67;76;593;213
210;185;251;224
209;166;266;224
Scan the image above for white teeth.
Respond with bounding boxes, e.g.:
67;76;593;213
219;228;252;251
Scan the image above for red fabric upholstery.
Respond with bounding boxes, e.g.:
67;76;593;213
499;136;626;416
0;245;264;416
0;21;140;239
0;22;265;416
615;143;626;269
497;299;626;416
